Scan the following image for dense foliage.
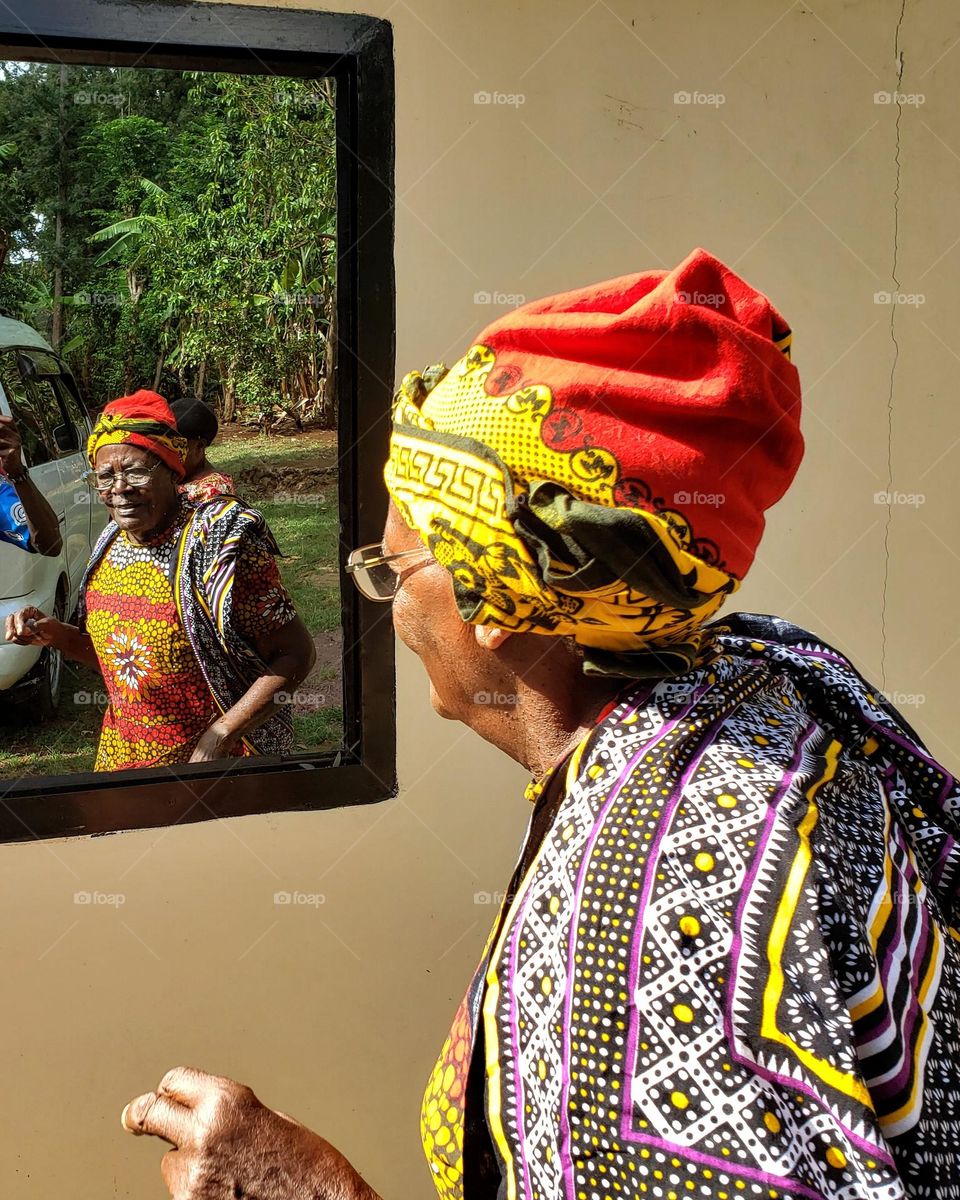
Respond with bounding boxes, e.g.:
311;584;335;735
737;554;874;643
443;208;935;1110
0;63;337;426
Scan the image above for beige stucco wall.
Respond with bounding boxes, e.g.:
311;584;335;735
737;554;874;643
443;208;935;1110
1;1;957;1195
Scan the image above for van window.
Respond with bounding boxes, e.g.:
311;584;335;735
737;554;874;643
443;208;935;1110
0;352;56;466
19;352;88;444
52;373;88;444
29;378;72;456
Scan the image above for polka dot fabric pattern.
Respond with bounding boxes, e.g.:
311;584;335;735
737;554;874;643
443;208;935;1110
78;498;298;764
422;613;960;1200
86;512;230;769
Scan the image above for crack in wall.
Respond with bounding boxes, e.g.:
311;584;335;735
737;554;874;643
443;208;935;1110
881;0;908;690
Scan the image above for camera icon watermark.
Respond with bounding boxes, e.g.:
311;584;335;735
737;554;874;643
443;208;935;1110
274;890;326;907
873;490;925;507
874;90;925;106
873;291;925;306
74;890;125;907
73;90;127;108
674;490;725;508
73;689;109;706
674;90;725;107
473;690;520;708
474;290;526;306
474;90;526;107
677;289;726;308
880;689;926;708
474;890;507;905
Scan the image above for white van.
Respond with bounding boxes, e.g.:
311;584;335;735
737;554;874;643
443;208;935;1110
0;317;107;718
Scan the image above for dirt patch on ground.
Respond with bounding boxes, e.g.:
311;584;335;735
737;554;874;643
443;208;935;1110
235;463;337;498
294;628;342;716
217;426;339;499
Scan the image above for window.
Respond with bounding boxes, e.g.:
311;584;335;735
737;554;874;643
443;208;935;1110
0;352;55;466
0;0;396;840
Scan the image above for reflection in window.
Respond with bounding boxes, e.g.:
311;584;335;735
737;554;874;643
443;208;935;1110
0;62;343;778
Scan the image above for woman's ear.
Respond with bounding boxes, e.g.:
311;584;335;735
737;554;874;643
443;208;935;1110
474;624;512;651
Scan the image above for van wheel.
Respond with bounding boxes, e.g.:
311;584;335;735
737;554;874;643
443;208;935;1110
31;591;65;722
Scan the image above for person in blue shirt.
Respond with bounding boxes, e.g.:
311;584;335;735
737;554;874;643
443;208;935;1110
0;415;62;556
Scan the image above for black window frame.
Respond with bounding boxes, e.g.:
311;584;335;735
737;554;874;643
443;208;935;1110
0;0;396;841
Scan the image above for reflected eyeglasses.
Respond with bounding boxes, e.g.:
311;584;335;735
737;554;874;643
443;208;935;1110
83;462;166;492
345;542;434;602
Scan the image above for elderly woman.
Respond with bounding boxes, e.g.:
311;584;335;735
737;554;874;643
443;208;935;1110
122;250;960;1198
3;389;315;769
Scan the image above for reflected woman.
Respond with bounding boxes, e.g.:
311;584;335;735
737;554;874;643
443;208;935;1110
3;390;315;770
170;395;238;503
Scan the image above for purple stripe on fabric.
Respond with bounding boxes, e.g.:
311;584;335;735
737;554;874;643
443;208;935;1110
876;723;957;796
508;694;649;1197
725;725;815;1019
509;867;538;1199
625;1134;831;1200
558;683;715;1198
865;815;926;1058
866;834;911;1048
865;826;934;1102
618;698;741;1146
716;727;897;1169
787;646;850;669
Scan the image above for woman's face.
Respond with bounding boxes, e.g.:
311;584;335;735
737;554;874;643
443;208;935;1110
93;444;181;541
383;501;495;722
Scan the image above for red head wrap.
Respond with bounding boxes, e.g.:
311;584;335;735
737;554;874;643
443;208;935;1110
87;389;188;479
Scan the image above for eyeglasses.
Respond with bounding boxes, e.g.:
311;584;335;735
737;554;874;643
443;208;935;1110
345;542;434;601
84;461;166;492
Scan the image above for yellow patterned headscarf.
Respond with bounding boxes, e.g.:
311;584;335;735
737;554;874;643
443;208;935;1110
385;249;802;678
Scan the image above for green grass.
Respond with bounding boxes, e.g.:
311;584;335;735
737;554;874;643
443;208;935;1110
260;497;341;632
206;430;331;478
0;662;103;777
293;705;343;752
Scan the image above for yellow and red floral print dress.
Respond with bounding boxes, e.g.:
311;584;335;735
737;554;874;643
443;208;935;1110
84;507;295;771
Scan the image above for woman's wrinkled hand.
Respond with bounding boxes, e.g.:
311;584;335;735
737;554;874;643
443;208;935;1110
122;1066;379;1200
3;606;64;648
188;721;232;763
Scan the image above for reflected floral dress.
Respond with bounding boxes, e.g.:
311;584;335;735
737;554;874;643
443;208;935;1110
83;505;295;771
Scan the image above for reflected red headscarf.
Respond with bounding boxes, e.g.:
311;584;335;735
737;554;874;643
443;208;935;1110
87;389;188;479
